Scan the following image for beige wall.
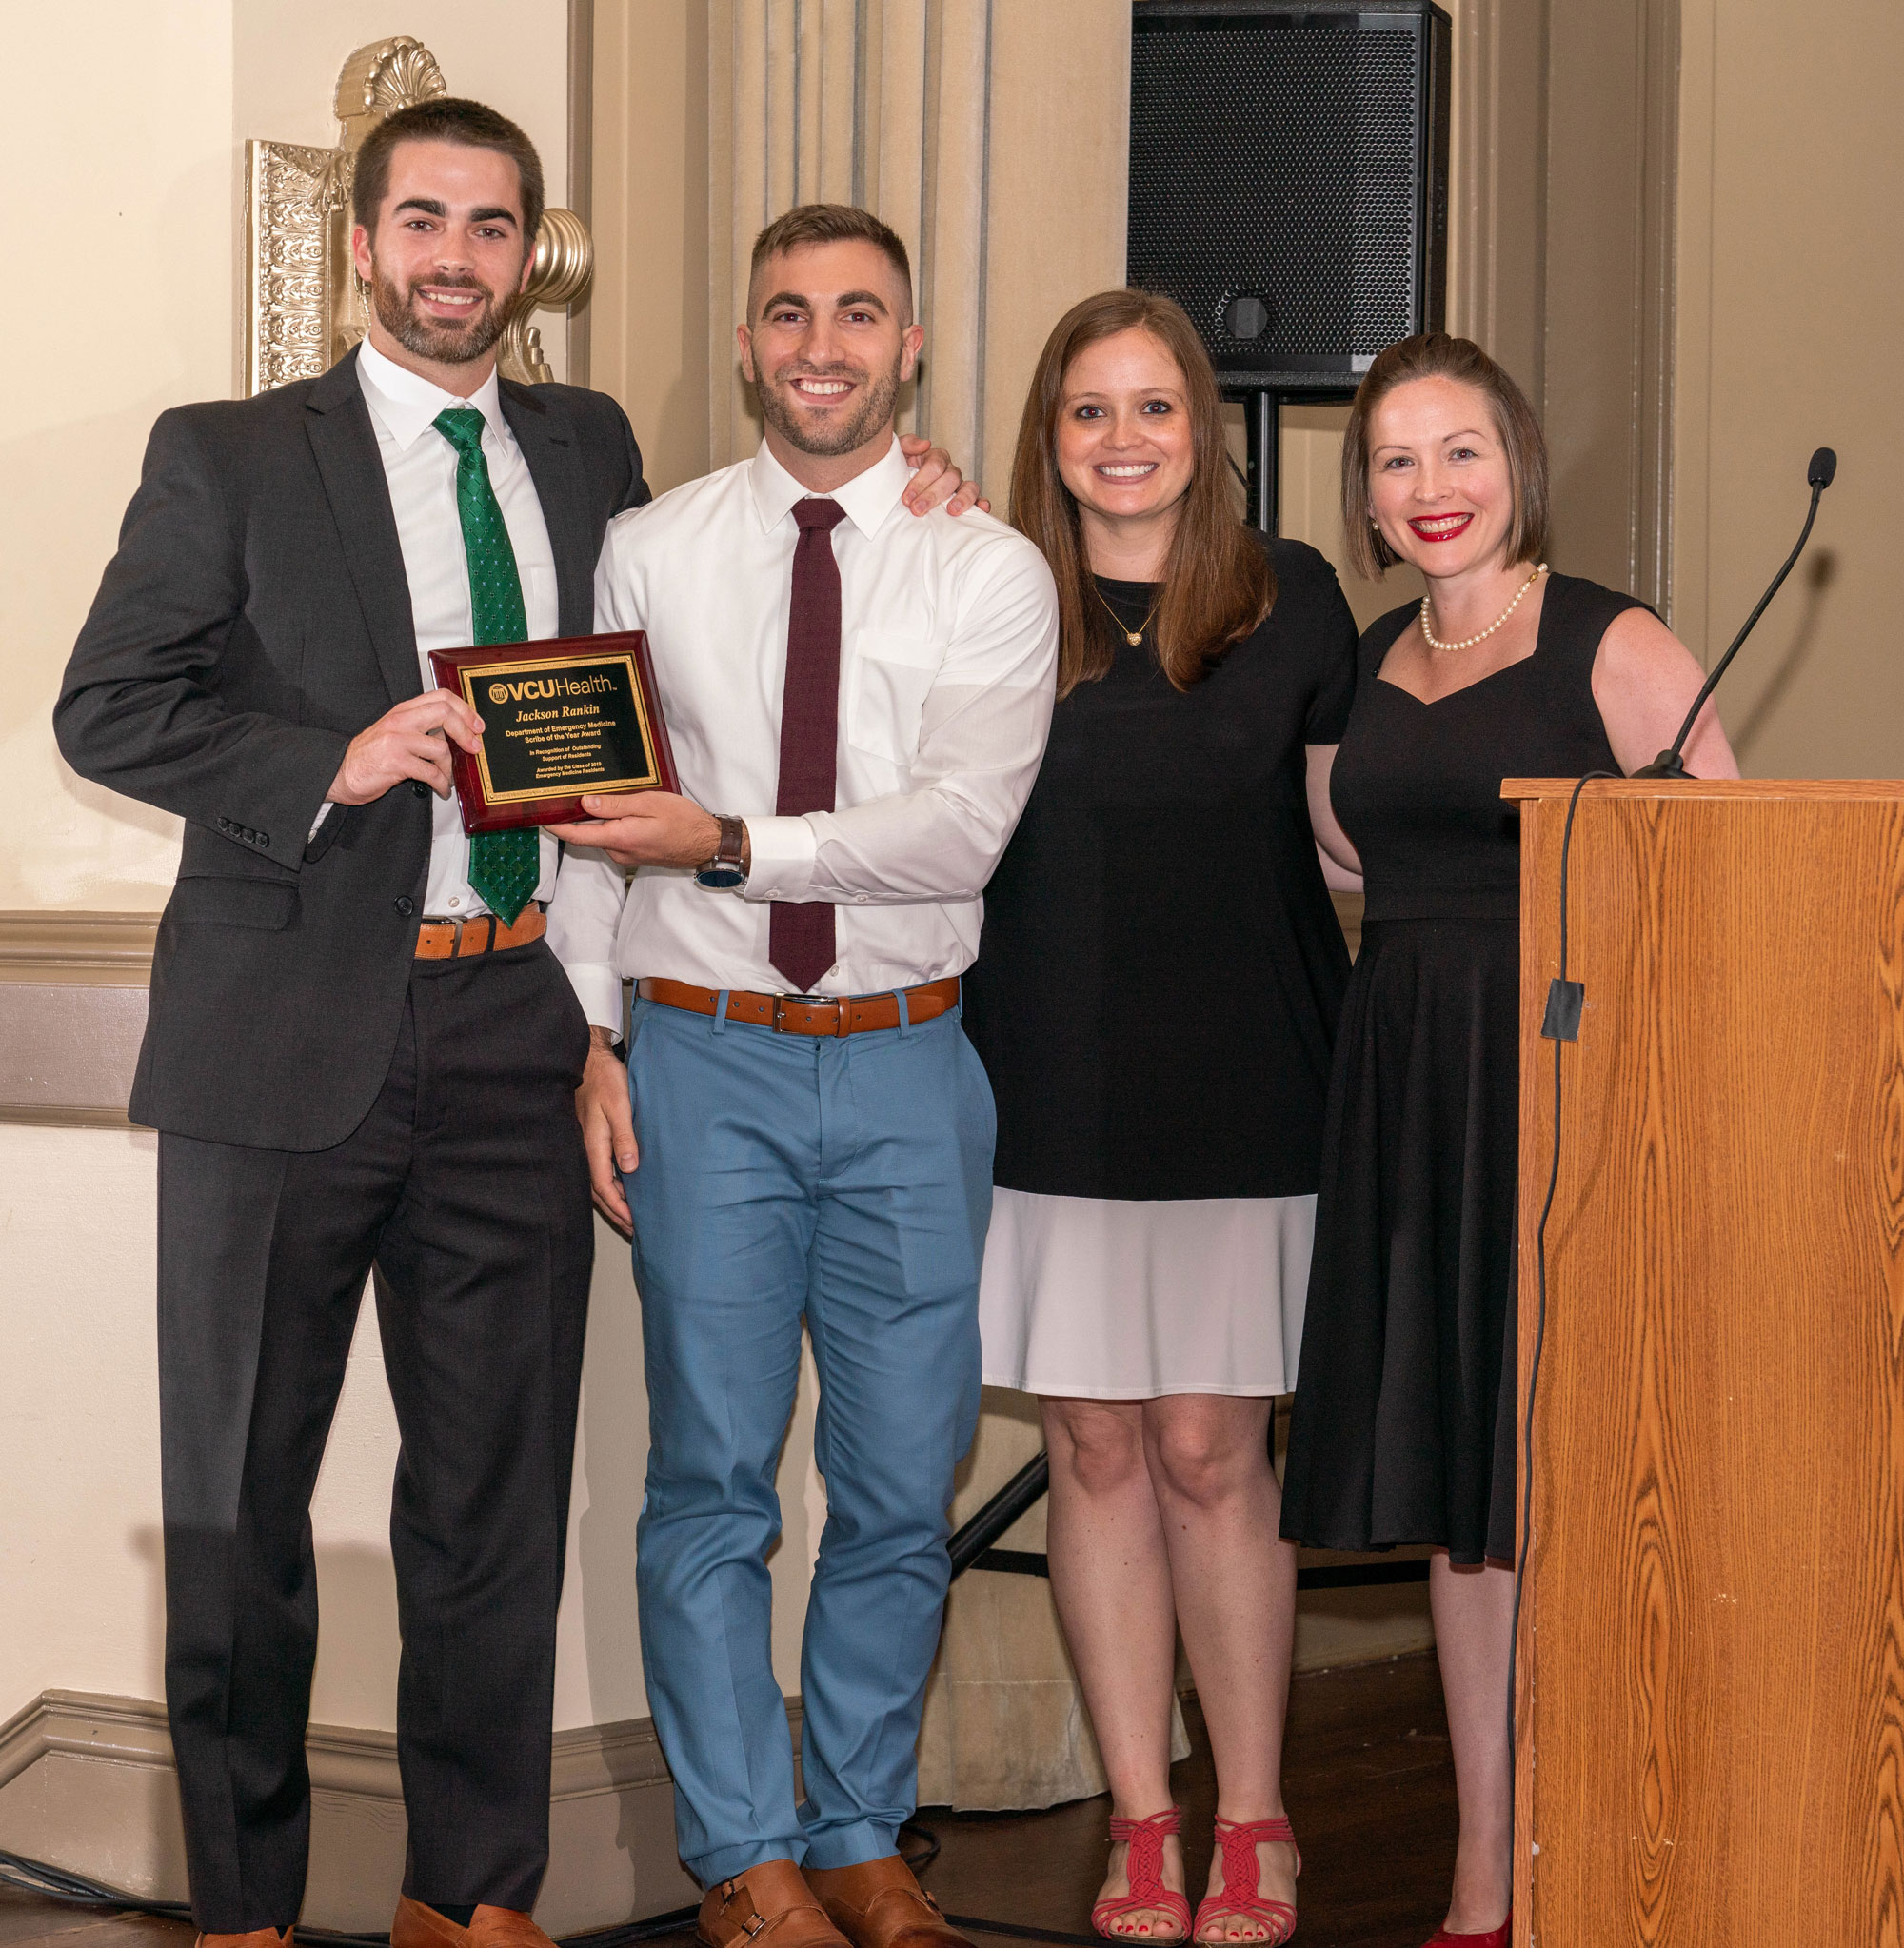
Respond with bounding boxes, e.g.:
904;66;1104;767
1674;0;1903;777
1;0;234;914
0;1129;167;1707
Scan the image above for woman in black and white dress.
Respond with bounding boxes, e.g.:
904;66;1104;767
962;289;1361;1948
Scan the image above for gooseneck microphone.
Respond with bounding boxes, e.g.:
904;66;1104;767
1633;447;1837;780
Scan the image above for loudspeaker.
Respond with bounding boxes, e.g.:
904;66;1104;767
1128;1;1452;393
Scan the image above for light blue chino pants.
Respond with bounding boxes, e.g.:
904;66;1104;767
622;991;992;1885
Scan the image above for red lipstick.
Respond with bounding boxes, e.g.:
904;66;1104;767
1407;512;1475;544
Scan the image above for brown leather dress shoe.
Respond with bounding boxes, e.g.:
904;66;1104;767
803;1856;973;1948
698;1859;851;1948
390;1895;558;1948
195;1933;292;1947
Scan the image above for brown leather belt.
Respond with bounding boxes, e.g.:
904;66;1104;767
638;975;961;1037
414;904;547;960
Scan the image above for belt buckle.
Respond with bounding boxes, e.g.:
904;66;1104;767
774;991;842;1035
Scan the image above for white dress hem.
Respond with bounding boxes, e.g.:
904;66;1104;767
978;1186;1318;1400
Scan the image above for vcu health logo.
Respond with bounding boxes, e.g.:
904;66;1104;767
485;672;615;705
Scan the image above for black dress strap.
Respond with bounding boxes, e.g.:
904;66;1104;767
1359;601;1416;680
1534;572;1656;686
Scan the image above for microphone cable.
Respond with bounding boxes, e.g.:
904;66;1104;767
1506;767;1616;1906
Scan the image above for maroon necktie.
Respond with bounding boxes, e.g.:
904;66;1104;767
769;497;849;992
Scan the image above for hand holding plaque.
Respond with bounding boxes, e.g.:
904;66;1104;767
427;631;678;833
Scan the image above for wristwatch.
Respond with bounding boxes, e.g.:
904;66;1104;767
695;814;748;889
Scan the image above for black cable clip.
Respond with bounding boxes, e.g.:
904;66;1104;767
1540;978;1584;1043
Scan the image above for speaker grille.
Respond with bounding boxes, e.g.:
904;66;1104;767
1129;13;1433;378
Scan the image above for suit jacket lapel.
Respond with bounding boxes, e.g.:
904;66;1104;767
501;381;596;638
304;348;421;705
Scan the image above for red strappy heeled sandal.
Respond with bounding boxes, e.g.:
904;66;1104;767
1190;1814;1300;1946
1091;1806;1193;1942
1420;1913;1510;1947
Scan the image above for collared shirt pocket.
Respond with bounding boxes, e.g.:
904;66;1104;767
846;630;942;771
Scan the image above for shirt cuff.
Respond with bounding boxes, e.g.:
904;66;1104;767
739;814;819;902
308;802;334;843
562;960;625;1035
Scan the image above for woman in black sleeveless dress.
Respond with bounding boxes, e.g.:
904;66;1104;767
1278;335;1736;1947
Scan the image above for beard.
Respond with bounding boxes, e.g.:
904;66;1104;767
755;349;904;457
367;261;511;368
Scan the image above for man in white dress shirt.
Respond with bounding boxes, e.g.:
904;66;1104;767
55;108;975;1948
546;205;1059;1948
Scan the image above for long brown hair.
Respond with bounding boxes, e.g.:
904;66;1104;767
1339;333;1550;580
1010;289;1272;699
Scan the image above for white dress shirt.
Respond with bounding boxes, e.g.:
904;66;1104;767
345;337;562;918
547;437;1059;1028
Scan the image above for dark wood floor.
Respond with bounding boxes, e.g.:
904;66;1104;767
0;1653;1455;1948
0;1893;184;1948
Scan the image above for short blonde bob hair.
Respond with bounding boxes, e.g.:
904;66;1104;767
1340;333;1550;581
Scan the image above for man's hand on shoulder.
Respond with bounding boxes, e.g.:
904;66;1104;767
577;1024;637;1237
327;690;484;805
898;434;989;518
547;792;722;871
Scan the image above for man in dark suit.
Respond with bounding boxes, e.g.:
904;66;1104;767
54;97;624;1948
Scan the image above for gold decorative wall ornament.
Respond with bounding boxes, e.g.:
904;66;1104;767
245;36;592;396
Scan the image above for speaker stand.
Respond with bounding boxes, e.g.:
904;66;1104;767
1231;387;1280;535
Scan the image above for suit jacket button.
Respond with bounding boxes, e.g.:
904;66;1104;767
412;782;429;799
394;896;415;918
257;833;270;848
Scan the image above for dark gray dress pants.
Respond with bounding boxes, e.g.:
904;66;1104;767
155;939;593;1931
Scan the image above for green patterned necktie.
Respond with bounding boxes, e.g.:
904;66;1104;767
435;405;541;926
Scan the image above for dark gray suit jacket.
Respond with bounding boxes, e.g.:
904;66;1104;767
54;348;649;1151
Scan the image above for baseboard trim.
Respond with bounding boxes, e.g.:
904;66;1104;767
0;1689;704;1934
0;913;157;1127
0;1689;169;1789
0;910;159;976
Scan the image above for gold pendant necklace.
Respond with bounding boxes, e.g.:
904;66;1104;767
1095;581;1160;646
1419;563;1548;654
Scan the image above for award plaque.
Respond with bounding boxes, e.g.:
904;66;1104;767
427;631;679;834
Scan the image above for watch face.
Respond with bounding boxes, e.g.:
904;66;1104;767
695;865;746;890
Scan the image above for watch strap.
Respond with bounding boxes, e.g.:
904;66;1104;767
695;815;749;889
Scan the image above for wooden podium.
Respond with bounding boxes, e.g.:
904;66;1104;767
1505;780;1904;1946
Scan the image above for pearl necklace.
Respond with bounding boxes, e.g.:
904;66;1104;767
1419;563;1547;654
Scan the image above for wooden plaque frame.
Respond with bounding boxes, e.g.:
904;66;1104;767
427;630;679;834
